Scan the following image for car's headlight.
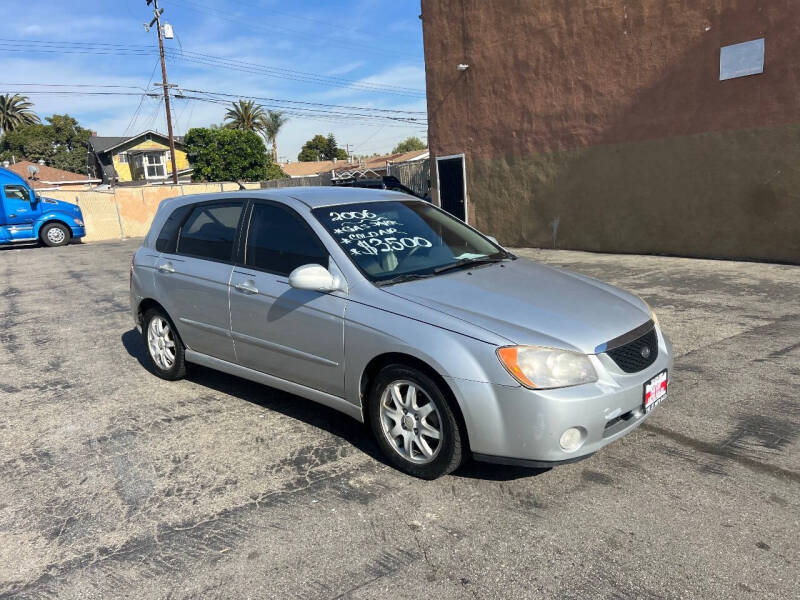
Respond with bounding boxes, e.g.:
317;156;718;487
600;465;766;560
74;218;84;226
497;346;598;389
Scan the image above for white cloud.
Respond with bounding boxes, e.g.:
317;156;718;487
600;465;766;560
1;2;428;161
325;61;366;76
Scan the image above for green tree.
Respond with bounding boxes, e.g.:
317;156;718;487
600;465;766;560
224;99;267;133
0;94;40;134
265;161;287;180
0;114;90;174
391;136;426;153
262;110;288;163
184;127;282;182
298;133;346;162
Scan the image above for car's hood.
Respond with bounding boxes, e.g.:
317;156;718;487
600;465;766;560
383;258;651;353
42;197;82;215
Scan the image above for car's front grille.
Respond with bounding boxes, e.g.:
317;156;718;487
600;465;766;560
605;327;658;373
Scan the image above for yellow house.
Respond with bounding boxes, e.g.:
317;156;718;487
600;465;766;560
88;130;193;185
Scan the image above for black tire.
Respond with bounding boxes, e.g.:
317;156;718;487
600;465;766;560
40;222;71;247
368;365;466;479
142;307;187;380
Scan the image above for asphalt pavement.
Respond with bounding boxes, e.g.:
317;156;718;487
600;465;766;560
0;239;798;599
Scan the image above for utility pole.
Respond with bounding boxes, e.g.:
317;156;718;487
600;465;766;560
146;0;178;184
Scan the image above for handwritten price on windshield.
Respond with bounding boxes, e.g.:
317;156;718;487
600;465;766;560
355;236;432;255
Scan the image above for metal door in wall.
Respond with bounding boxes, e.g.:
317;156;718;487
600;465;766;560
436;154;467;222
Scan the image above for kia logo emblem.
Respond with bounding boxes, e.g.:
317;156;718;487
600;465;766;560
640;346;651;359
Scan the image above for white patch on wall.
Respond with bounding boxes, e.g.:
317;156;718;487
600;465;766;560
720;38;765;80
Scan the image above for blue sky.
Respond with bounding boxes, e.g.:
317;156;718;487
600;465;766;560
2;0;427;160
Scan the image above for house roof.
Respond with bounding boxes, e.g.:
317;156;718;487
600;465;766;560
279;149;428;178
279;159;346;177
89;130;185;154
5;161;98;189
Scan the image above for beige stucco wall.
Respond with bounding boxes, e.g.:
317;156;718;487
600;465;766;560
45;182;261;243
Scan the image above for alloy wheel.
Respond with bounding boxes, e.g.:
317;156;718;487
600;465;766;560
379;380;443;464
147;316;176;371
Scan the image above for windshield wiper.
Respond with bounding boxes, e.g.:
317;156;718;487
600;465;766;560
433;255;506;275
375;272;437;286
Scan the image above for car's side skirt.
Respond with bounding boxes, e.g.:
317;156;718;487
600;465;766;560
184;349;364;422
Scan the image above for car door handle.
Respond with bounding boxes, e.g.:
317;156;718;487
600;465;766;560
234;281;259;295
8;214;16;218
157;263;175;273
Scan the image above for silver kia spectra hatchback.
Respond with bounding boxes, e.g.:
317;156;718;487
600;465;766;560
130;187;673;478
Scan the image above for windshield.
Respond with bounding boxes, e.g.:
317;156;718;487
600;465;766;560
312;200;509;283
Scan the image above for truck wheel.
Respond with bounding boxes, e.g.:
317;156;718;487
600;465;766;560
368;365;466;479
40;223;71;247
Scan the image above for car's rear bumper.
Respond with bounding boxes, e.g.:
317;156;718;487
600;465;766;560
447;329;673;465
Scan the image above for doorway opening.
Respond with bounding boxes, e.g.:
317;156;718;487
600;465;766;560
436;154;467;222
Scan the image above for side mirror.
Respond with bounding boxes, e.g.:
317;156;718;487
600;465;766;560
30;193;40;205
288;264;341;293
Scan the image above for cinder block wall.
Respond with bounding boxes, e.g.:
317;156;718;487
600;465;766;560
421;0;800;263
46;182;261;243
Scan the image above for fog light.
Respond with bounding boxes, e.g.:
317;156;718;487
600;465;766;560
559;427;584;452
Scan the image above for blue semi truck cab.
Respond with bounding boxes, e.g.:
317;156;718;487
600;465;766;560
0;167;86;247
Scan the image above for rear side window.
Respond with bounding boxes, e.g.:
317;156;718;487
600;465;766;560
156;204;192;253
245;202;327;275
177;202;243;262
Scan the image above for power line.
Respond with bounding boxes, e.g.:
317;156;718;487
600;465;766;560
2;89;427;123
1;84;427;124
123;58;161;137
0;81;426;115
162;49;425;95
0;89;425;129
142;96;164;131
0;38;426;98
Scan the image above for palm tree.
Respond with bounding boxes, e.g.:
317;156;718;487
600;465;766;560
262;110;289;163
224;99;267;133
0;94;41;134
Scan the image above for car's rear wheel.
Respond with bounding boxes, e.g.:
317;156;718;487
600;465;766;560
142;307;186;380
368;365;465;479
40;223;71;247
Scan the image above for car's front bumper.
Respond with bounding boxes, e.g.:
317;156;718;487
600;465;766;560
447;329;673;465
71;225;86;239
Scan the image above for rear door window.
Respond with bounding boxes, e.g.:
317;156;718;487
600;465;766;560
177;201;244;262
244;202;327;275
156;204;192;253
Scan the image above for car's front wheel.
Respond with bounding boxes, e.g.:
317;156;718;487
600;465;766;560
368;365;466;479
142;308;186;380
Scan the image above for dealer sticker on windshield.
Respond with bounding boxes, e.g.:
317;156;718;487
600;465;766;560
643;369;668;413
